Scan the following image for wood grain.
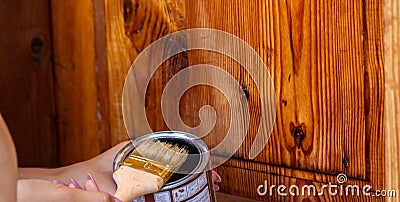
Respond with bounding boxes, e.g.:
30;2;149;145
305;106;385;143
383;0;400;201
216;192;261;202
105;0;186;144
103;0;385;200
94;0;113;153
0;0;57;167
0;2;389;201
215;162;385;201
51;0;106;165
184;0;384;196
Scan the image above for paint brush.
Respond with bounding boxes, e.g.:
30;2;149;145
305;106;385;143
113;139;188;202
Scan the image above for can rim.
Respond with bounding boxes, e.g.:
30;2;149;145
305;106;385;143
113;131;210;190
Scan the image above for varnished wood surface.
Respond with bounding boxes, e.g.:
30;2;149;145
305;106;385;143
103;0;385;200
104;0;187;145
214;157;390;201
0;0;57;167
383;0;400;201
51;0;106;165
216;192;261;202
186;0;384;182
0;2;391;201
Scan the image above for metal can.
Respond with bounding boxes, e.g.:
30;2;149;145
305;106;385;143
113;131;217;202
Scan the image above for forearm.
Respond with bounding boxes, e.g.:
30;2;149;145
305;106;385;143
18;160;95;183
18;167;65;180
18;141;128;194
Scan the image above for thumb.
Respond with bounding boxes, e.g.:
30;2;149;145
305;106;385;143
83;174;123;202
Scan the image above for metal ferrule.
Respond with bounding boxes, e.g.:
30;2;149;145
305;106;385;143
122;154;174;182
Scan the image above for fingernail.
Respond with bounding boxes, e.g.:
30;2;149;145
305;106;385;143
215;175;222;182
114;198;123;202
70;178;82;189
52;180;67;186
86;173;96;183
212;170;222;182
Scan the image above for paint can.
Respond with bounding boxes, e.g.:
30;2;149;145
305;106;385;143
113;131;216;202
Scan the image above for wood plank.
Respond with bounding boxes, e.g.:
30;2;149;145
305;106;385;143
0;0;57;167
110;0;384;176
104;0;385;200
104;0;186;144
383;0;400;201
216;192;260;202
51;0;106;165
363;0;385;191
105;0;141;144
94;0;113;153
215;164;385;201
182;0;384;189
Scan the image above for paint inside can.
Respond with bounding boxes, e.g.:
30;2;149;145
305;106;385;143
113;131;216;202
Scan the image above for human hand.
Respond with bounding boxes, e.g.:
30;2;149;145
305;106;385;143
17;175;121;202
50;147;223;194
49;170;221;202
19;141;223;195
19;141;129;194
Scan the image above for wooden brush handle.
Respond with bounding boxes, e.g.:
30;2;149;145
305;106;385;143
113;165;164;202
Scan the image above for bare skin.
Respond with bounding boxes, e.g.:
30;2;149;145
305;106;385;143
0;114;18;201
18;141;128;194
0;114;119;201
18;141;222;194
17;179;117;202
1;113;222;201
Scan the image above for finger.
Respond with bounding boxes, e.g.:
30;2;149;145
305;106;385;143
84;173;100;192
213;184;220;192
84;174;122;202
211;170;222;182
53;180;68;186
70;178;83;189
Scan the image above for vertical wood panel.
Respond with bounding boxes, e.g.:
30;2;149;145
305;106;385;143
94;0;113;153
182;0;384;193
51;0;107;165
215;161;382;201
364;0;385;193
105;0;186;144
384;0;400;200
0;0;57;167
103;0;385;200
105;0;140;144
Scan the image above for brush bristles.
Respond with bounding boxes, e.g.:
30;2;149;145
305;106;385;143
133;140;188;171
